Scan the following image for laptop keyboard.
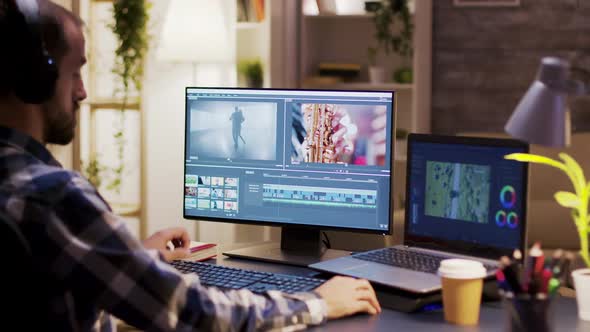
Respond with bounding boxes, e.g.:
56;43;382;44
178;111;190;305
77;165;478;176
171;260;325;293
352;247;497;274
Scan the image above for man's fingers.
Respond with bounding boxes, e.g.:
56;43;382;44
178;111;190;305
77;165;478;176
374;106;387;116
355;279;372;290
164;248;191;261
355;280;381;312
355;289;381;313
162;227;191;248
371;112;387;130
353;300;377;315
367;286;382;312
332;127;347;143
179;231;190;249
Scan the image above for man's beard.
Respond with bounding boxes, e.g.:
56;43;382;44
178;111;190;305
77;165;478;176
42;102;78;145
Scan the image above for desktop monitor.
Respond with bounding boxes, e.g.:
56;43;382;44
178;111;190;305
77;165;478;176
184;87;395;265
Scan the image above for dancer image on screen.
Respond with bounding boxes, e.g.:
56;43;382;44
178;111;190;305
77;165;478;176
230;106;246;150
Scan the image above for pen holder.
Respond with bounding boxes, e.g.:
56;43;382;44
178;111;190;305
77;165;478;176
502;293;553;332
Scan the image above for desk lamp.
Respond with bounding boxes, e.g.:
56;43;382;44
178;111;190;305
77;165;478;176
156;0;233;83
505;57;585;147
504;56;590;321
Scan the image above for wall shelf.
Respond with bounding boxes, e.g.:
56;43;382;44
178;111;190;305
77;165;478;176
237;21;264;30
298;0;431;134
304;14;372;19
310;82;414;91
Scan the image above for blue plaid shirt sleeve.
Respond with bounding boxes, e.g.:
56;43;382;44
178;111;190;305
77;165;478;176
46;174;327;331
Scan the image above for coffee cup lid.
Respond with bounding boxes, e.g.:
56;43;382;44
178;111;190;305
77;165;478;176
438;259;486;279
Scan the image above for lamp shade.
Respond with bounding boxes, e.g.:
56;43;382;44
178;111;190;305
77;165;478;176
157;0;234;63
505;57;571;147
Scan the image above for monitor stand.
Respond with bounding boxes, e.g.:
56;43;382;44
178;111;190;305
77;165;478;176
222;226;351;267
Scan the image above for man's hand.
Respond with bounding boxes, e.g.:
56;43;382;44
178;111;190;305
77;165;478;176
370;106;387;166
143;227;191;262
330;106;357;163
314;276;381;319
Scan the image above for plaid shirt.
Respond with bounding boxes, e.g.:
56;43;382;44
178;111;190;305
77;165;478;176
0;126;327;332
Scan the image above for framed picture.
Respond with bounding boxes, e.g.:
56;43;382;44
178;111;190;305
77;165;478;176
453;0;520;7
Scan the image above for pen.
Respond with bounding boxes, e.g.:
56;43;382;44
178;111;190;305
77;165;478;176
557;252;574;284
513;249;523;264
501;256;522;293
534;247;545;275
525;243;543;292
496;269;512;292
512;249;524;287
540;268;552;294
550;249;563;274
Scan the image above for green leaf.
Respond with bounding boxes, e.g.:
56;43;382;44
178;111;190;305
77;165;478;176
554;191;580;209
559;153;586;191
504;153;566;171
505;153;579;189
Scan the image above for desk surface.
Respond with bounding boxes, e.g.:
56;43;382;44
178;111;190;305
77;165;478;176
212;255;590;331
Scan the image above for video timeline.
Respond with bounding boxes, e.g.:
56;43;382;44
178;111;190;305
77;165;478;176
261;184;377;209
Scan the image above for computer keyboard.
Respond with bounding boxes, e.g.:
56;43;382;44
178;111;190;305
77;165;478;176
171;260;326;293
352;247;497;274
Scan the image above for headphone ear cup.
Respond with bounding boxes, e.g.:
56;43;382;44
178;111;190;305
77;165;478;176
13;49;58;104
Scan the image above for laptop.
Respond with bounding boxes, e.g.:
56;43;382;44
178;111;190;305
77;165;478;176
310;134;529;294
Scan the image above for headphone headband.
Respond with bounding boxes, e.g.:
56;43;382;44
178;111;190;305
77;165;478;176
1;0;58;104
15;0;39;23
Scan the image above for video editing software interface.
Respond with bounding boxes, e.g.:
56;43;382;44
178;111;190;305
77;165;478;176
406;140;527;250
184;88;394;232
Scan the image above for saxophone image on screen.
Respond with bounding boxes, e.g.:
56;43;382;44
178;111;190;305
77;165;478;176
302;104;337;163
291;102;387;166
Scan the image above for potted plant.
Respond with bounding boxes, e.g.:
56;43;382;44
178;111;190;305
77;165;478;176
238;59;263;88
367;0;414;84
367;46;385;83
504;152;590;321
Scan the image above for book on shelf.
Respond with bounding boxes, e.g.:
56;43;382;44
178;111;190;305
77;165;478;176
316;0;337;15
302;75;343;88
317;62;361;79
182;241;217;262
237;0;265;23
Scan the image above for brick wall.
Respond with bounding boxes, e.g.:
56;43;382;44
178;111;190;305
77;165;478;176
432;0;590;134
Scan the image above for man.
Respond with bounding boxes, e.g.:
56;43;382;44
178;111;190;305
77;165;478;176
0;1;381;331
230;106;245;150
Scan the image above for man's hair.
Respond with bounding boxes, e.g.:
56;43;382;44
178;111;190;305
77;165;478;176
0;0;83;97
38;0;84;63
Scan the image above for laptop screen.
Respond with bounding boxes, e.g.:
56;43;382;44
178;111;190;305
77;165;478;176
404;134;528;258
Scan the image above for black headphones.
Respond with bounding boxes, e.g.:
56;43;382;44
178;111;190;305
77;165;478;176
1;0;58;104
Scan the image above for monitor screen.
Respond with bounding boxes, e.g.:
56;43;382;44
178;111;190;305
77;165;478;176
405;135;528;251
184;88;395;233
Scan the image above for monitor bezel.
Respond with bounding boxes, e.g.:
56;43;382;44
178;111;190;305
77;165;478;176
183;86;396;236
403;133;529;259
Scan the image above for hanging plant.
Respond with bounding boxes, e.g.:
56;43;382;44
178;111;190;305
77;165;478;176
82;153;106;188
368;0;414;83
108;0;150;193
373;0;413;59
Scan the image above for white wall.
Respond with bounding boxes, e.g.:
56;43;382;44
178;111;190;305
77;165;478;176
144;0;277;245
